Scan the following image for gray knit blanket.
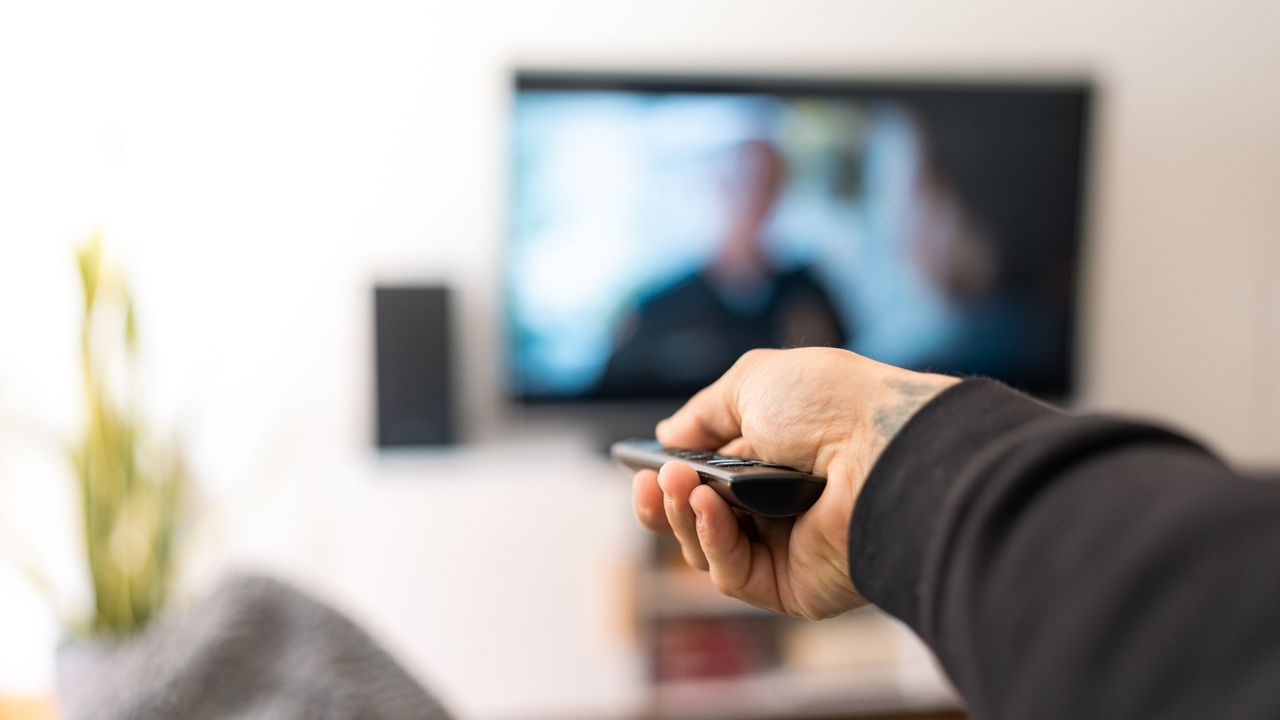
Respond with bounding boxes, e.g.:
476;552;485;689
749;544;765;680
59;574;452;720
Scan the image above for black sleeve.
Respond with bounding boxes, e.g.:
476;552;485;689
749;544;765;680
849;379;1280;720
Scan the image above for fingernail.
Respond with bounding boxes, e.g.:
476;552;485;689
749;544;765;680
693;508;703;529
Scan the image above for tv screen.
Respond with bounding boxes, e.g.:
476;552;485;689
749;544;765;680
506;72;1090;401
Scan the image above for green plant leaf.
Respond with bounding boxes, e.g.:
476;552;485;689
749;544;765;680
71;236;187;637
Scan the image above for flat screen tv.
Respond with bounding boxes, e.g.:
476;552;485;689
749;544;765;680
505;71;1091;402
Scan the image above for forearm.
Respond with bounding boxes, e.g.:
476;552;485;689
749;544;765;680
850;380;1280;719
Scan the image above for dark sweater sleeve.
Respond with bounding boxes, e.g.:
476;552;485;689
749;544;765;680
850;379;1280;720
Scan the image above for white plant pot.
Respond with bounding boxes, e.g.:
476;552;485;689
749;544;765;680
55;635;124;719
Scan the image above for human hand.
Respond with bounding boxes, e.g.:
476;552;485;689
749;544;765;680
632;347;959;619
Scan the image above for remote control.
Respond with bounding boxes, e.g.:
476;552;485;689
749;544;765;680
610;439;826;518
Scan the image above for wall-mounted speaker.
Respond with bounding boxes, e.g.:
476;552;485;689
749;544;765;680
374;285;455;447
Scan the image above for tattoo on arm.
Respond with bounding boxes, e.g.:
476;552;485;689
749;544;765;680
871;378;947;447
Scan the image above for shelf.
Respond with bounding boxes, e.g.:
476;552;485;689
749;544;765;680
655;664;957;720
643;588;959;719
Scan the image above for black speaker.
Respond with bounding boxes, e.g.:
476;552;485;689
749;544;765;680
374;285;455;447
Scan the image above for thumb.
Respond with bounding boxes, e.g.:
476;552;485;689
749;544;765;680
656;372;744;450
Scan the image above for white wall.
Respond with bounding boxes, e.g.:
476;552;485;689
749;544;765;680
1;0;1278;715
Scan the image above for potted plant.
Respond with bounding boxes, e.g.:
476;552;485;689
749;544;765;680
59;233;187;693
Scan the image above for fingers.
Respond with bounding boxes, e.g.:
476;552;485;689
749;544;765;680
637;462;753;583
657;350;772;449
640;461;785;613
690;484;782;612
655;382;739;449
717;437;754;458
632;469;668;532
657;462;708;570
688;484;749;582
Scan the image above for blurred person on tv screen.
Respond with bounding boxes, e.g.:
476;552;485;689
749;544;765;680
598;139;848;396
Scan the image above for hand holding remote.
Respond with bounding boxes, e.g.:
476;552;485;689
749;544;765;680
632;347;958;620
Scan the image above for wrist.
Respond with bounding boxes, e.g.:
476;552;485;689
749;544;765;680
844;368;962;496
870;369;962;460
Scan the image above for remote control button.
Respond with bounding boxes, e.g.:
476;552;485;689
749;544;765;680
664;449;716;462
706;458;757;467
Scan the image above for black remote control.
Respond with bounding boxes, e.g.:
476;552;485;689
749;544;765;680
610;439;826;518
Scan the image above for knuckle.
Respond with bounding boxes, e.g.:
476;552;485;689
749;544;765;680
709;571;733;594
710;571;746;600
799;606;828;621
683;549;709;571
638;506;664;532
